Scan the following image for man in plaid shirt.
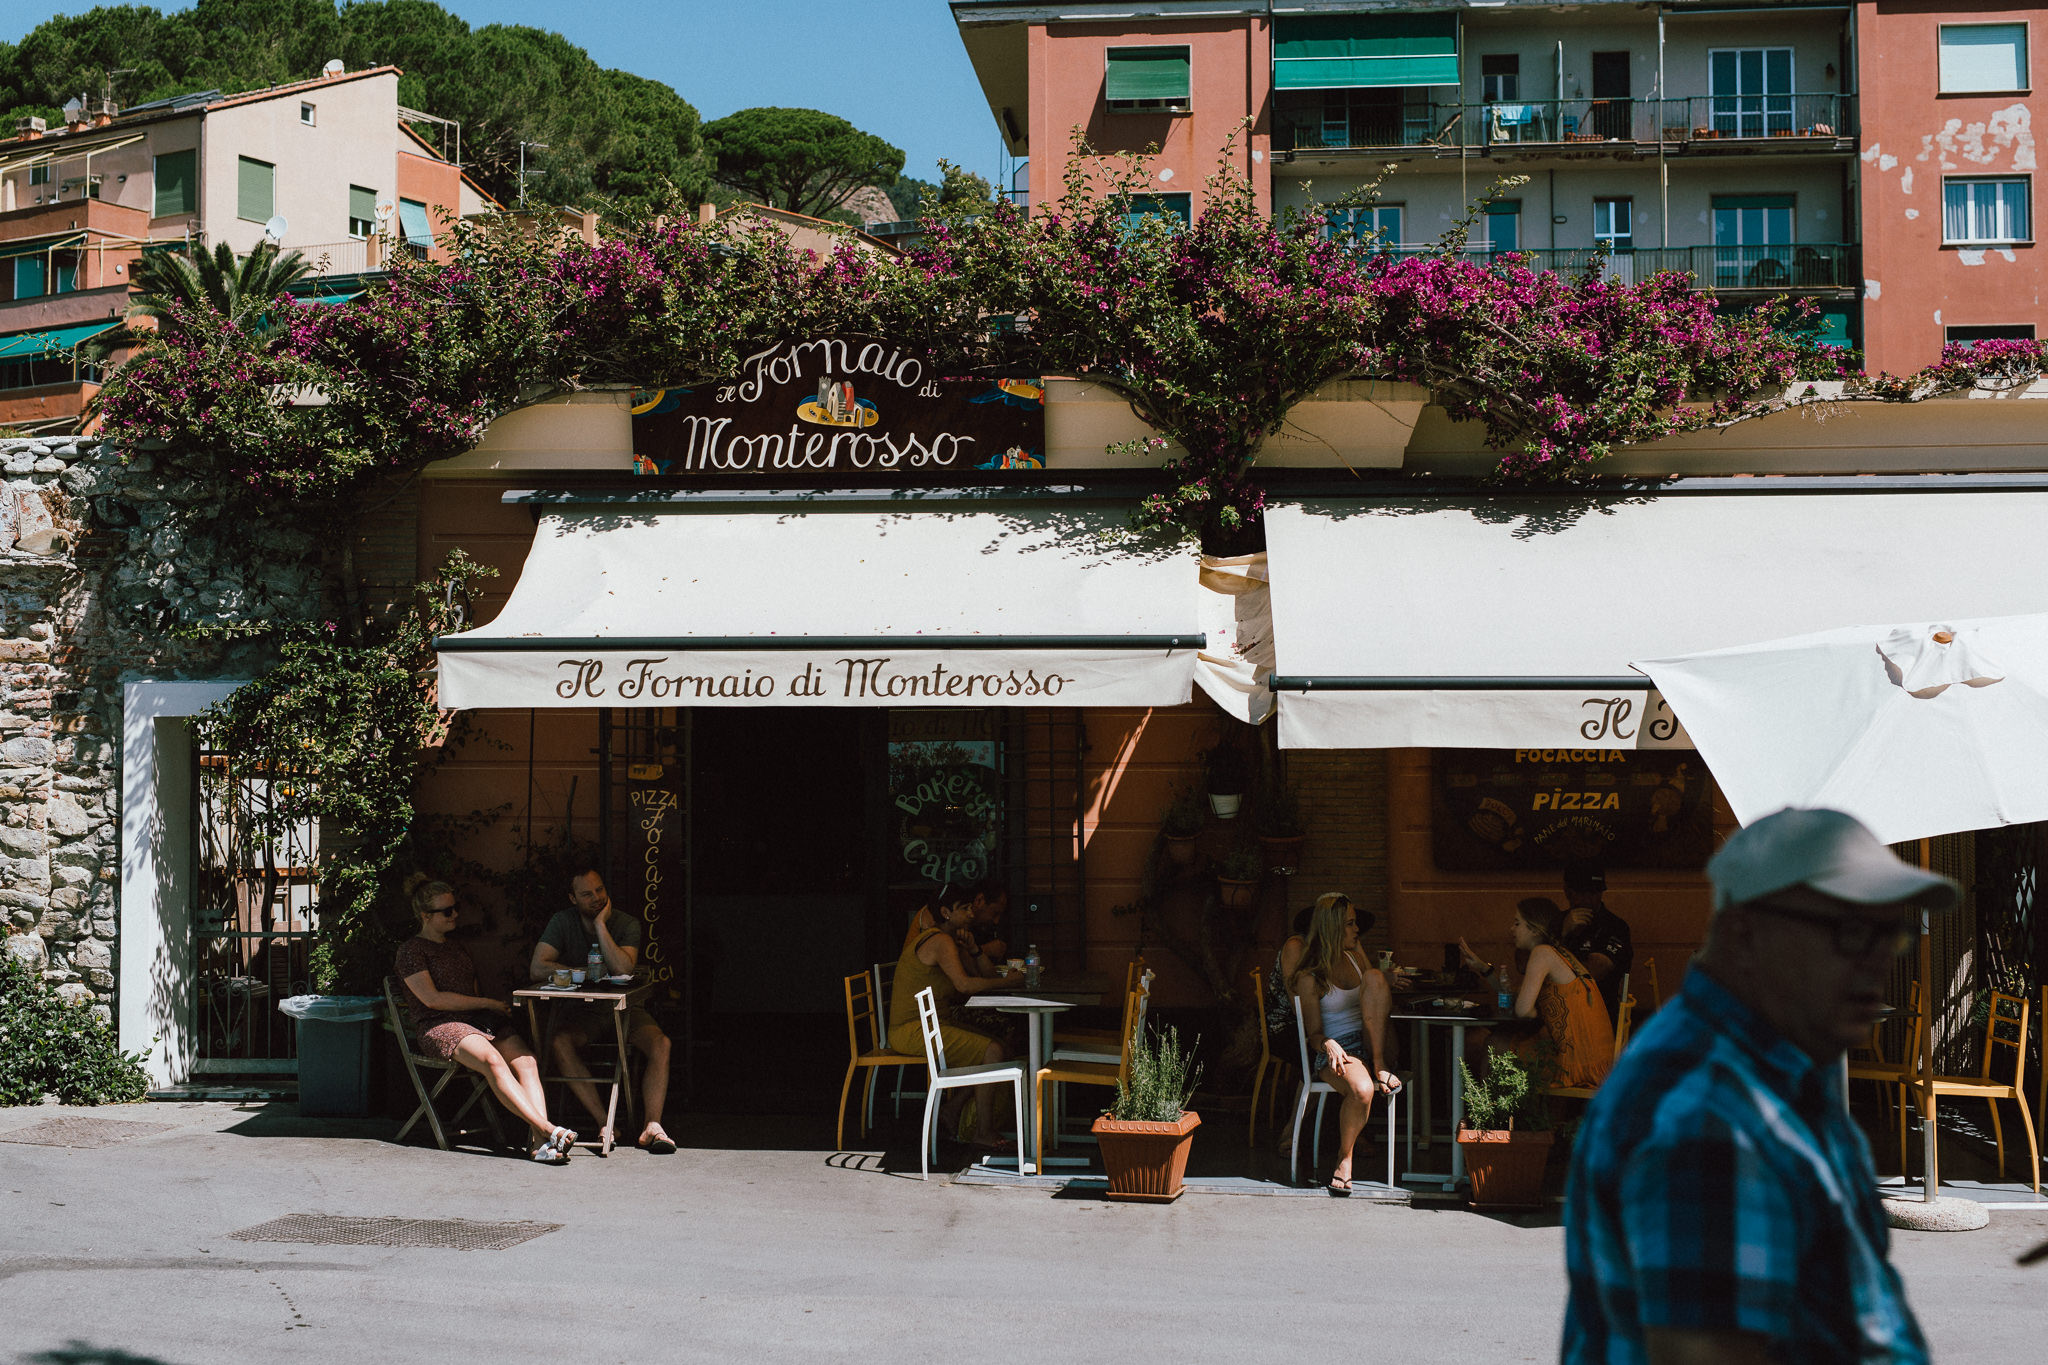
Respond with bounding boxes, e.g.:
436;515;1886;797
1562;808;1957;1364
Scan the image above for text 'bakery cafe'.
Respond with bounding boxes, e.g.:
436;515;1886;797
407;329;2048;1138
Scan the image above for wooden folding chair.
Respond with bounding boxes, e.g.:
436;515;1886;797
1923;991;2039;1194
1036;974;1151;1161
1247;968;1296;1149
384;978;503;1151
837;969;924;1149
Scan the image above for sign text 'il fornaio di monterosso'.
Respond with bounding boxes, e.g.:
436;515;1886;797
631;337;1045;476
553;654;1079;702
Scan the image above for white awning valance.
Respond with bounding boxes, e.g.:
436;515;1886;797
435;499;1207;709
1265;486;2048;750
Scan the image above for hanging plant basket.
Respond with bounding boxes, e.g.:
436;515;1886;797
1455;1127;1554;1209
1093;1111;1201;1202
1207;792;1243;819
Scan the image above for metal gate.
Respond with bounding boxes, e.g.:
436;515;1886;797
191;747;321;1073
1004;708;1089;970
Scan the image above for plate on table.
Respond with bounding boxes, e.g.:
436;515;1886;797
598;975;638;987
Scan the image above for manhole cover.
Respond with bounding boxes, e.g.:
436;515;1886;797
228;1215;560;1251
0;1116;174;1149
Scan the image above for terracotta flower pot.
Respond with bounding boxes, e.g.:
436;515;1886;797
1257;834;1305;871
1163;833;1201;867
1214;876;1259;909
1093;1111;1200;1202
1455;1127;1555;1209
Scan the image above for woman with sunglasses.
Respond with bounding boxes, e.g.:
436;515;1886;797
394;873;575;1163
1290;891;1401;1195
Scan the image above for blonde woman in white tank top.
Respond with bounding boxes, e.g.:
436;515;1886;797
1290;892;1402;1195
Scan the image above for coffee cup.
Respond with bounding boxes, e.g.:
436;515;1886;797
1376;950;1394;973
551;968;572;988
1006;958;1025;972
569;969;586;985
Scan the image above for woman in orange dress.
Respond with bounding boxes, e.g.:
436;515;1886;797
1460;896;1614;1089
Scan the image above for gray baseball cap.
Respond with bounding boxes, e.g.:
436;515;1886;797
1708;808;1960;913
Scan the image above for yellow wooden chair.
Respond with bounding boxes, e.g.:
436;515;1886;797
1055;956;1144;1054
1036;974;1150;1160
1544;974;1634;1102
1247;968;1295;1149
1848;980;1922;1175
1641;957;1662;1014
1921;991;2039;1194
836;969;924;1150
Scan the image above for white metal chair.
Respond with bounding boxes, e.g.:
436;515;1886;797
1290;995;1399;1189
913;986;1027;1180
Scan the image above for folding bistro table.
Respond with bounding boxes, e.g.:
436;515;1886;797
514;978;654;1156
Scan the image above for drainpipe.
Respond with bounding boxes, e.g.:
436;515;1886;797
1658;8;1669;250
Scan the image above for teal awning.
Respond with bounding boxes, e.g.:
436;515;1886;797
1274;14;1460;90
1106;47;1191;102
399;199;433;247
0;321;119;359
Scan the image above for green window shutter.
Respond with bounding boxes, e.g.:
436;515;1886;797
1274;15;1460;90
15;257;46;299
153;149;196;218
237;156;274;223
349;185;377;222
1106;47;1191;102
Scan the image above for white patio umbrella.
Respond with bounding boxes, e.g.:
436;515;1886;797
1638;614;2048;1217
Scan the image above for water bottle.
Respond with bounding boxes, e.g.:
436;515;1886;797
586;943;604;984
1024;944;1041;991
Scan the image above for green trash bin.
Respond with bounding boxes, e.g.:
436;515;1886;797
281;996;382;1118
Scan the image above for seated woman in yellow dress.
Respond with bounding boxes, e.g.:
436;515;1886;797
1460;896;1614;1089
888;891;1026;1150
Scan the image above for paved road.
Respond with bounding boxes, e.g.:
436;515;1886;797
1;1103;2041;1364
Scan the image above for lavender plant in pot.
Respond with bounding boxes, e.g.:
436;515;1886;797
1092;1023;1203;1203
1455;1045;1557;1210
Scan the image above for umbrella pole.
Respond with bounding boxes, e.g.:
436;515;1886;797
1918;908;1938;1202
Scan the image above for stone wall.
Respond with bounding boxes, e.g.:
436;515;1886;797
0;434;322;1023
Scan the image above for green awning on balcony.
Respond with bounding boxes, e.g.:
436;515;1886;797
1273;14;1459;90
0;321;119;359
1105;47;1191;102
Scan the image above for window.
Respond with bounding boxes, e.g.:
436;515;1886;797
300;101;317;126
237;156;275;223
15;257;46;299
1939;24;2028;93
1714;194;1795;286
1122;193;1191;231
1483;200;1521;252
348;185;377;239
1946;323;2036;343
29;164;50;186
1105;46;1191;112
1481;54;1520;103
1594;197;1634;251
154;149;196;218
1943;177;2031;243
1710;48;1795;137
52;253;78;294
398;198;434;255
1326;203;1403;249
1316;87;1431;148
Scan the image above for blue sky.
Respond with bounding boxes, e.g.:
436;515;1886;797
1;1;1007;188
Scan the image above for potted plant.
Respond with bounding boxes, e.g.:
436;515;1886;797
1252;776;1306;869
1213;838;1263;909
1159;785;1207;867
1455;1046;1556;1209
1092;1023;1203;1202
1203;740;1250;818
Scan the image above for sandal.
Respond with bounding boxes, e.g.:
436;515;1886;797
1327;1175;1353;1197
530;1139;569;1164
547;1126;577;1155
638;1129;677;1155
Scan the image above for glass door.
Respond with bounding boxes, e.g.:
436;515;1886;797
1710;48;1794;138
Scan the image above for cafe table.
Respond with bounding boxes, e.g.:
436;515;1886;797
1390;1000;1522;1191
972;986;1103;1177
513;977;654;1156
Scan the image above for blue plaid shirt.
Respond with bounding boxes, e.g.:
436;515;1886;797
1562;969;1928;1364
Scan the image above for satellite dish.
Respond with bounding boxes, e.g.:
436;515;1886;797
374;195;395;222
263;215;288;242
322;59;346;77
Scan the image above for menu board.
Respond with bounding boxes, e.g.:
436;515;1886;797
888;710;1004;888
624;762;682;994
1432;748;1713;871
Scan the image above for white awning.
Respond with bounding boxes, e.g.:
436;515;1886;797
1265;485;2048;750
436;498;1207;709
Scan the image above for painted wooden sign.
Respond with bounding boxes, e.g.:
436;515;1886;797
1431;748;1714;871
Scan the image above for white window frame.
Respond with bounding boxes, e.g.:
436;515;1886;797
1594;197;1634;250
1938;23;2029;95
1708;47;1796;137
300;101;317;126
1326;203;1405;250
1943;176;2032;244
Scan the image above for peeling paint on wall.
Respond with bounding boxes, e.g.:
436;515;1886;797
1958;249;1986;266
1905;208;1919;219
1916;105;2035;171
1865;278;1882;300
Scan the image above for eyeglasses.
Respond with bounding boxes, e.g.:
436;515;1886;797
1745;901;1916;957
429;903;460;918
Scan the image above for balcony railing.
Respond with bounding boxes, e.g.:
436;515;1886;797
1277;93;1855;154
1357;242;1859;290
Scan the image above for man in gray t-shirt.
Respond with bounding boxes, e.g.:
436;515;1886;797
527;869;674;1153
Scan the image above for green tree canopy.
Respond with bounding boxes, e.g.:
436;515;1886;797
703;106;904;219
0;0;711;213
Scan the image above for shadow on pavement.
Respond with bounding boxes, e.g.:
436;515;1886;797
23;1344;186;1365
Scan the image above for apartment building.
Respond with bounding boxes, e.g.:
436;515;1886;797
0;63;489;430
953;1;1863;350
1857;4;2043;372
